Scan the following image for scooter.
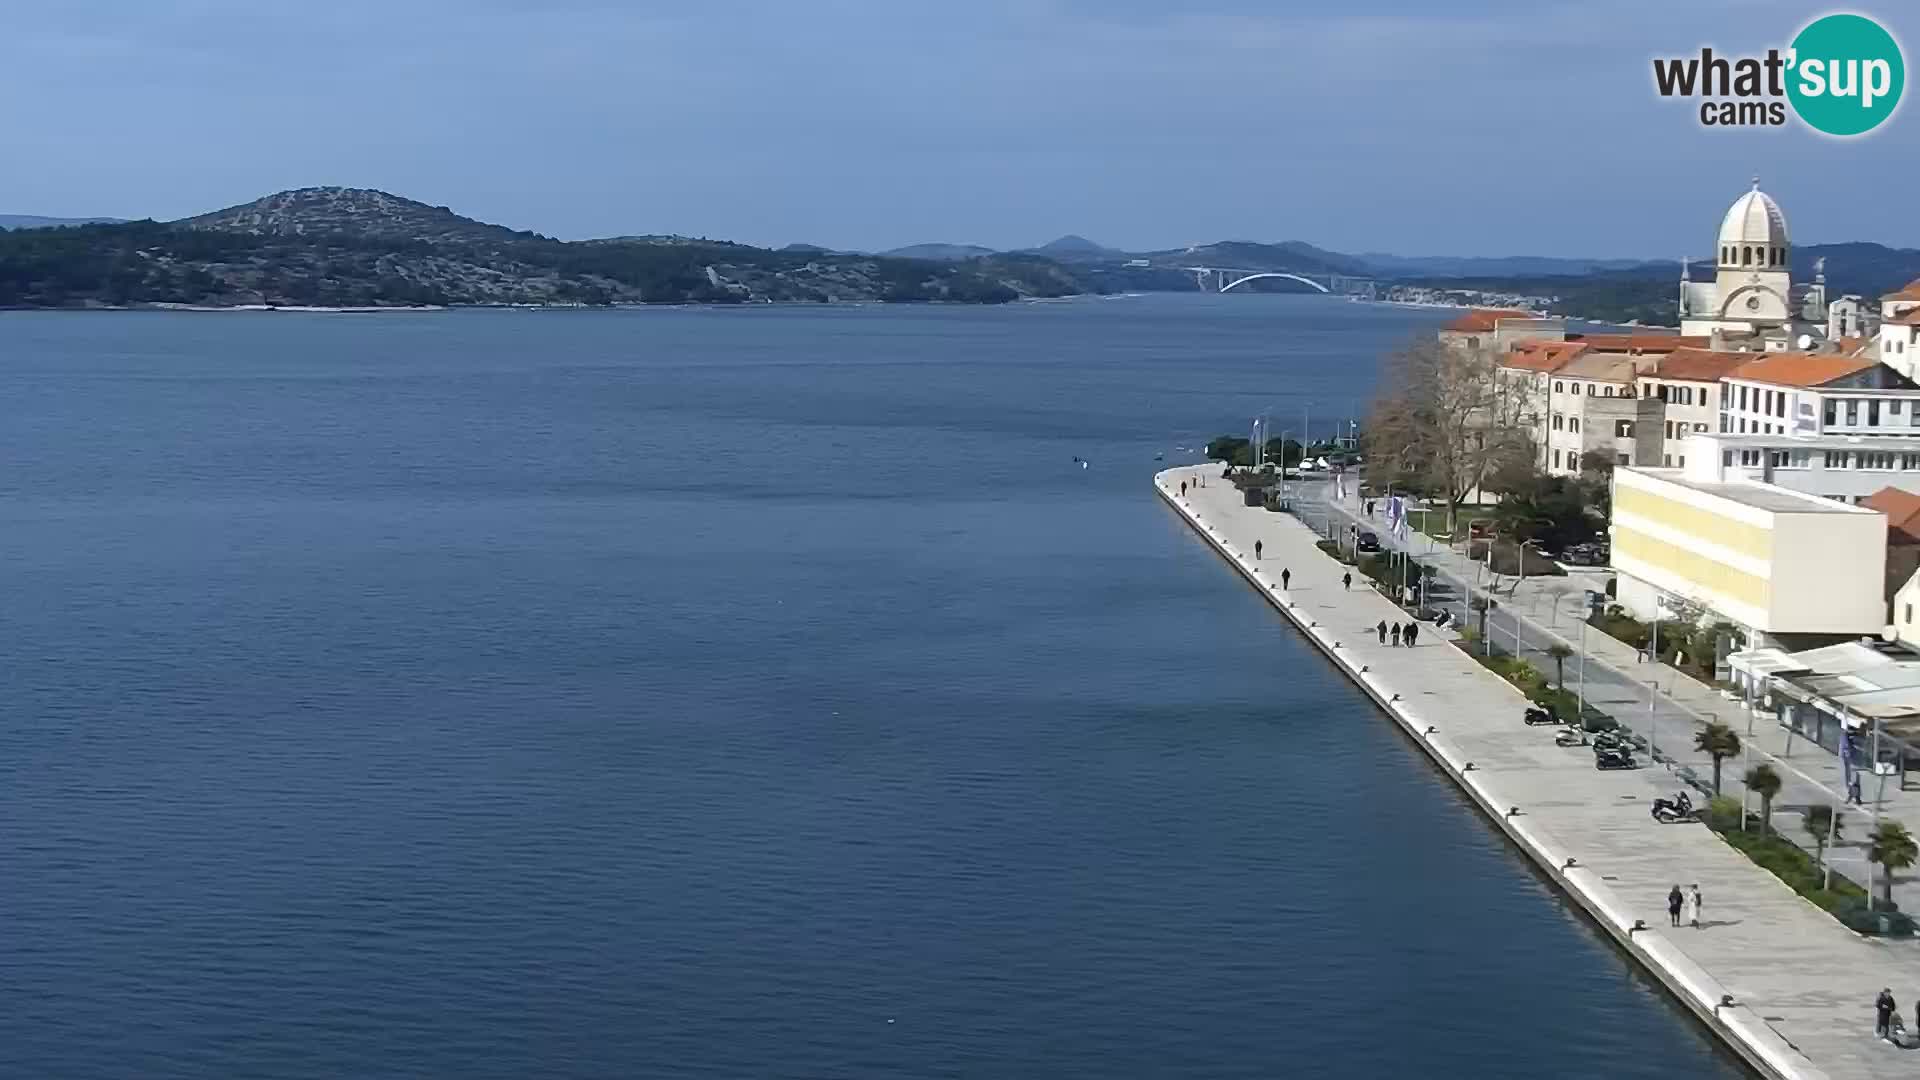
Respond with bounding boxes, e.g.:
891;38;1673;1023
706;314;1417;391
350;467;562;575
1651;791;1695;823
1594;745;1638;770
1589;730;1635;753
1553;727;1588;747
1523;705;1562;726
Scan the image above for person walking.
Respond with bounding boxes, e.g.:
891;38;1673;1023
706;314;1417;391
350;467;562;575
1667;885;1684;927
1281;568;1291;591
1686;885;1702;929
1342;571;1352;591
1180;481;1187;497
1389;624;1402;647
1876;988;1896;1040
1404;622;1419;648
1376;620;1388;644
1254;540;1262;561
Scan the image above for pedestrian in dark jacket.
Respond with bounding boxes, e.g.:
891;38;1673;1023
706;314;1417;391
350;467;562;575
1376;620;1388;644
1405;622;1419;647
1877;988;1897;1039
1342;572;1352;590
1390;624;1402;646
1667;885;1684;927
1281;568;1291;591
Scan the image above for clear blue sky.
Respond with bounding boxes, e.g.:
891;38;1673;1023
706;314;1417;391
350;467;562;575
3;1;1912;257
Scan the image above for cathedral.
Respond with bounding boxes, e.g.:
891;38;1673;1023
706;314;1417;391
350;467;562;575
1678;179;1830;348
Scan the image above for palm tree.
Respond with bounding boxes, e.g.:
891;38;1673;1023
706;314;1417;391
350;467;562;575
1804;805;1844;890
1744;763;1782;836
1694;722;1742;795
1545;643;1574;688
1868;821;1919;911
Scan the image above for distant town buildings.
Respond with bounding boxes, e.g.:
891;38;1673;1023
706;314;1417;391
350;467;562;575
1432;179;1920;647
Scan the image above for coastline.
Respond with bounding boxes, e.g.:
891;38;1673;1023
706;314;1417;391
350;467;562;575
1155;463;1911;1080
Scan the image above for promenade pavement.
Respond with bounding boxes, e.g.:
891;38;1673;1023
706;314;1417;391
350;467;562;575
1159;464;1918;1080
1304;484;1920;916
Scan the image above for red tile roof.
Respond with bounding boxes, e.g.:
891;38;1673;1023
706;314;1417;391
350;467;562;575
1727;352;1878;388
1881;279;1920;302
1501;340;1587;372
1568;333;1710;354
1647;347;1758;382
1864;486;1920;545
1442;308;1535;333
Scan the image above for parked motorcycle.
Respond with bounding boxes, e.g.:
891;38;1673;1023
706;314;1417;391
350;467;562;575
1594;746;1638;770
1523;705;1562;726
1589;730;1634;752
1650;791;1695;823
1553;728;1588;747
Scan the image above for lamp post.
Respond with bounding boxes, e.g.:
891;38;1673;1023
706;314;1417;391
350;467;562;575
1577;616;1588;722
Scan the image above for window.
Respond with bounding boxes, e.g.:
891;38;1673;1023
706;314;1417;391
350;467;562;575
1826;451;1852;469
1724;451;1735;467
1739;385;1750;410
1664;421;1674;439
1908;603;1914;625
1663;454;1672;466
1552;449;1562;469
1572;383;1582;396
1768;450;1788;468
1846;400;1860;425
1694;423;1709;433
1904;453;1920;471
1678;455;1686;467
1738;419;1747;433
1553;380;1563;393
1825;400;1837;425
1603;386;1615;397
1786;450;1811;468
1870;400;1882;426
1740;449;1762;467
1616;453;1630;466
1569;418;1581;433
1776;392;1787;418
1893;401;1905;415
1615;420;1634;437
1862;451;1896;470
1552;414;1563;431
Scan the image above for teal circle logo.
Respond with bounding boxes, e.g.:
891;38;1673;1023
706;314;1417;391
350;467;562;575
1787;13;1904;136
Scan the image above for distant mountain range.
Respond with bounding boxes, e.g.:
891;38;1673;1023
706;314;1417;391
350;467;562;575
0;187;1086;308
0;214;126;230
6;192;1919;315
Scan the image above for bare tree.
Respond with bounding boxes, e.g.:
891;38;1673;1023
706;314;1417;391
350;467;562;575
1367;339;1538;534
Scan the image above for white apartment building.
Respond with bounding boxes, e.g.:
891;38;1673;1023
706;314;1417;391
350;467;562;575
1879;280;1920;380
1719;353;1920;438
1685;433;1920;504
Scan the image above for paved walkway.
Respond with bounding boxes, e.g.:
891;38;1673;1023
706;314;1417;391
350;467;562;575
1303;484;1920;915
1159;464;1918;1080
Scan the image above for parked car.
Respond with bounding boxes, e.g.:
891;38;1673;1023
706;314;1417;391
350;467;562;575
1356;530;1382;553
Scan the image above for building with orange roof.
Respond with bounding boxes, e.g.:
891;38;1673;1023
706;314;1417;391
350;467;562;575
1636;348;1756;466
1722;352;1919;438
1436;308;1563;354
1542;352;1664;476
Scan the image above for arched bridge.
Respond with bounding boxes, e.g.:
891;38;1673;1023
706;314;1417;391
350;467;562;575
1184;266;1376;299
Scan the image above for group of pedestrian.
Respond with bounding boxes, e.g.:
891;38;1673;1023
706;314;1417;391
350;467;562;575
1373;619;1419;647
1665;884;1703;929
1875;987;1920;1046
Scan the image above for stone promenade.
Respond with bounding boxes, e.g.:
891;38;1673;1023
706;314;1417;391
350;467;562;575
1158;464;1917;1080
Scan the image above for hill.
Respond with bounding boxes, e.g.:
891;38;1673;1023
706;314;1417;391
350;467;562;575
880;242;999;262
0;188;1094;308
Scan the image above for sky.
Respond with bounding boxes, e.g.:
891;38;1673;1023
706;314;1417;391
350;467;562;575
2;0;1914;258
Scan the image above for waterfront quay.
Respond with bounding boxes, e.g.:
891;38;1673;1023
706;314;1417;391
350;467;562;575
1157;463;1916;1080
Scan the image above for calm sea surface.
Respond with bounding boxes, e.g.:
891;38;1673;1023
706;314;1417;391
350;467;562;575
0;296;1744;1078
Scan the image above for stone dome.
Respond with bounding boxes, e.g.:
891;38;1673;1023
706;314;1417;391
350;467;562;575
1716;178;1789;270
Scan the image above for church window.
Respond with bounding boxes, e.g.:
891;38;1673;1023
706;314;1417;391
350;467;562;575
1742;246;1752;266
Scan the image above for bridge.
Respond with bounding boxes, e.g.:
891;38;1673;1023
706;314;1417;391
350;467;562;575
1184;266;1377;300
